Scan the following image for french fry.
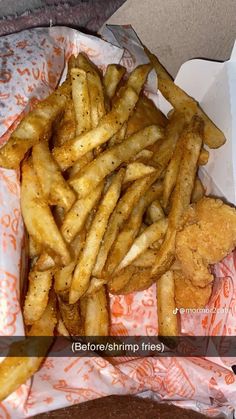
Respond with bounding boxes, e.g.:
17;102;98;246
93;173;161;278
21;161;71;266
151;111;186;168
117;218;168;271
126;63;152;95
34;252;55;271
191;177;205;203
162;126;186;209
104;181;163;277
69;169;125;304
69;125;163;198
81;286;109;336
0;86;67;169
32;142;76;211
61;182;104;243
124;162;156;183
68;151;94;178
126;93;167;137
23;269;53;325
29;236;42;258
198;147;209;166
54;229;86;295
28;290;57;336
52;98;76;147
58;296;82;336
156;270;179;336
152;116;203;276
108;121;127;147
71;68;91;135
85;277;106;296
145;46;226;148
103;64;126;100
0;294;57;402
145;200;164;224
53;86;139;170
57;317;70;336
77;53;105;127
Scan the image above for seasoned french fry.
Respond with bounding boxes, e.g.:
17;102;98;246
126;63;152;95
61;182;104;243
54;229;86;295
85;277;106;296
53;98;76;147
53;86;139;170
28;290;57;336
57;317;70;336
21;161;71;266
29;236;42;259
70;169;125;304
145;46;226;148
93;173;161;278
162;126;186;209
71;68;91;135
34;252;55;271
198;147;209;166
191;177;205;203
103;64;126;100
0;86;67;169
58;296;82;336
81;286;109;336
124;162;156;183
69;125;163;198
152;116;203;276
104;181;163;277
32;142;76;211
145;200;164;224
68;151;93;178
108;121;127;147
117;218;168;271
151;111;186;168
126;93;167;137
156;270;179;336
0;294;57;402
23;269;53;325
77;53;105;125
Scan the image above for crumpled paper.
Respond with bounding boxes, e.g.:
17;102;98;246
0;24;236;419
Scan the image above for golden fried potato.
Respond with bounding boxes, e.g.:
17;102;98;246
21;160;71;266
80;286;109;336
104;181;163;276
145;46;225;149
70;169;124;304
157;270;179;336
93;174;160;278
53;86;138;170
69;125;163;198
23;269;53;325
117;218;168;271
32;142;76;211
152;116;203;276
0;85;67;169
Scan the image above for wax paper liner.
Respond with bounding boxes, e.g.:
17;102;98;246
0;24;236;419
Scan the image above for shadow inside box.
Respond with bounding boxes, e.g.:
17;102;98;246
34;395;223;418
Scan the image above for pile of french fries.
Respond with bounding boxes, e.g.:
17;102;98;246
0;48;225;400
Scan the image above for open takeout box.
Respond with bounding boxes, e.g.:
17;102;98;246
0;24;236;418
